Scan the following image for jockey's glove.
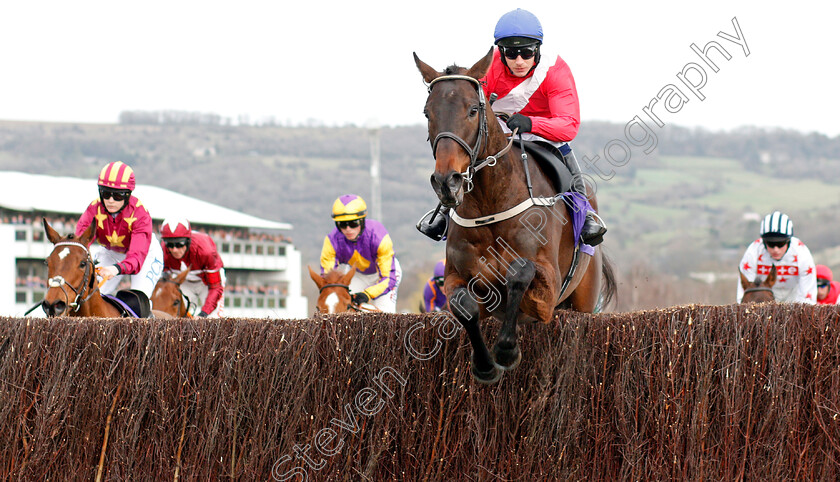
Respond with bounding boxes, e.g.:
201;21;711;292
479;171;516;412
351;292;370;305
506;113;532;134
197;310;209;317
98;264;120;281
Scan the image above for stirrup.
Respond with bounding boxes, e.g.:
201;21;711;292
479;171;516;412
416;207;449;242
581;211;607;247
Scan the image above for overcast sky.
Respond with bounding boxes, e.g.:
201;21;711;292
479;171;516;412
2;1;838;136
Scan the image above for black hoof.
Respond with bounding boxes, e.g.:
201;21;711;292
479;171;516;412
493;344;522;371
471;358;502;385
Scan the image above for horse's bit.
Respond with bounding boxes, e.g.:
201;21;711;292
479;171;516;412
46;241;97;312
426;75;515;193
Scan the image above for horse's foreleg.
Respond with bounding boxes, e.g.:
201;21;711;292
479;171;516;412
449;286;500;385
493;258;536;371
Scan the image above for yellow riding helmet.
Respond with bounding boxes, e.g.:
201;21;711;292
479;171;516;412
331;194;368;222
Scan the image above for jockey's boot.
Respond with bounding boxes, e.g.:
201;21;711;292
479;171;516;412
563;148;607;247
416;205;450;241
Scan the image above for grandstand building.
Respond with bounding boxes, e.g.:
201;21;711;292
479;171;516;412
0;171;308;318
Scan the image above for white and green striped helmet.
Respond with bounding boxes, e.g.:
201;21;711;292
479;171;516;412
760;211;793;242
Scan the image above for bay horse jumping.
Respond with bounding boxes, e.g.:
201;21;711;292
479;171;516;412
309;266;355;314
151;269;192;317
415;49;617;384
739;264;777;303
42;219;172;318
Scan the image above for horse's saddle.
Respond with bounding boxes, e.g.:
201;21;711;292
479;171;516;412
521;140;573;195
103;289;152;318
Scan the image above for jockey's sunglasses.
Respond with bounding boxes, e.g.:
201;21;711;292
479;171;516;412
165;240;188;249
501;45;538;60
99;188;130;202
336;220;360;230
433;276;445;287
764;240;789;249
818;280;830;289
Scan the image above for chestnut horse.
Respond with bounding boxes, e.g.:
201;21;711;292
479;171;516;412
42;219;172;318
151;269;192;317
739;264;777;303
309;266;355;314
415;49;617;384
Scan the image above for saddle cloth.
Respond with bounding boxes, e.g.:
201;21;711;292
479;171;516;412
521;140;595;255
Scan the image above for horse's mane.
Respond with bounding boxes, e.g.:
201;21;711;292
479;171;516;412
443;65;467;75
323;268;351;283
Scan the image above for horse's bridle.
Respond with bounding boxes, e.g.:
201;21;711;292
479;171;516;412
743;286;774;295
426;75;516;193
318;283;352;312
159;277;192;316
319;283;350;293
317;283;381;313
46;241;98;313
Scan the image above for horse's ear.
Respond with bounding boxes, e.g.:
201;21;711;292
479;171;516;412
765;265;777;287
739;270;751;290
78;221;96;247
175;268;190;285
339;268;355;286
43;217;61;244
465;47;495;80
414;52;442;84
308;266;326;289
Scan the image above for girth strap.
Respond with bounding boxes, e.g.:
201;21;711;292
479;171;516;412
450;195;558;227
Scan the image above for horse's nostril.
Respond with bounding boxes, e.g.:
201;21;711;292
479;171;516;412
431;172;444;189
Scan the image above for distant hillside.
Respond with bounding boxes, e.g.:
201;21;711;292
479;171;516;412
1;118;839;310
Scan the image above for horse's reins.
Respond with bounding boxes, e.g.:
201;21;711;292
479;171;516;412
43;241;99;313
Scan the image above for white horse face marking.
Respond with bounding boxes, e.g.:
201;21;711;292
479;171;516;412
58;247;70;260
324;292;339;314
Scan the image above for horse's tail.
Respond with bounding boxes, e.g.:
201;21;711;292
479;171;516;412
599;250;618;311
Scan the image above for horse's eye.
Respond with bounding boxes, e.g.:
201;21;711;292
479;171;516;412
174;300;180;306
79;260;87;269
469;106;479;117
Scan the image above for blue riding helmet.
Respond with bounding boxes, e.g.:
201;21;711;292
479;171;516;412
494;8;543;45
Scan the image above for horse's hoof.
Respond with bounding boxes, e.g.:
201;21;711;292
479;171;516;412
471;363;502;385
493;345;522;371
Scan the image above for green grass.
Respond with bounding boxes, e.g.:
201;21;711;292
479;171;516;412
594;155;840;258
600;155;840;213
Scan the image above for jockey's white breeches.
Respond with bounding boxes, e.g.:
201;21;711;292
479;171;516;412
91;234;164;301
347;258;402;313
